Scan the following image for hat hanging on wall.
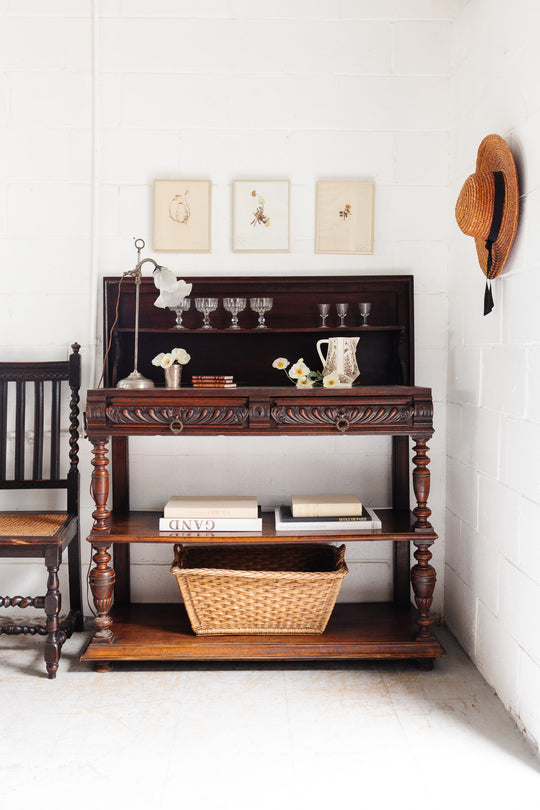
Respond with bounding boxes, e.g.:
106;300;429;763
455;134;519;315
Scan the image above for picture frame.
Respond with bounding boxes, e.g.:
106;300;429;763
315;181;375;254
232;180;290;252
154;179;211;253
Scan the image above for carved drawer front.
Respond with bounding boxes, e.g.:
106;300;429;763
270;399;416;433
104;402;250;434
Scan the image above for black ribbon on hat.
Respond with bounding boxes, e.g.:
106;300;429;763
484;171;505;315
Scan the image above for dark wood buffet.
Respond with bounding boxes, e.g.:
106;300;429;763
81;274;445;670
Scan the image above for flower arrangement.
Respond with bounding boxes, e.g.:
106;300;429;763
152;347;191;369
272;357;340;389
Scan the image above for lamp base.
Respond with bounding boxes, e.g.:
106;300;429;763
116;370;155;389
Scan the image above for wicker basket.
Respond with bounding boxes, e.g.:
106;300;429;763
170;543;348;636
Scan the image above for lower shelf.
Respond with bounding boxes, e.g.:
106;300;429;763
81;602;445;665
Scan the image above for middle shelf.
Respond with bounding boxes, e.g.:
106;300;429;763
89;509;436;544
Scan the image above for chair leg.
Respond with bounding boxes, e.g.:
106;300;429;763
67;530;84;632
44;549;63;679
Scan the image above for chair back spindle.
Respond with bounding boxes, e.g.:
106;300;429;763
32;380;44;480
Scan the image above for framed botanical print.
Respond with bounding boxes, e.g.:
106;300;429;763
154;179;211;252
232;180;290;252
315;181;375;254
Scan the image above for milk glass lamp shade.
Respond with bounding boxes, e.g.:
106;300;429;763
153;266;192;308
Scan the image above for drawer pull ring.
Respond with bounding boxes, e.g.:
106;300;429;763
336;415;350;433
170;419;184;435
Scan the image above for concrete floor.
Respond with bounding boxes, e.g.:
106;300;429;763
0;624;538;810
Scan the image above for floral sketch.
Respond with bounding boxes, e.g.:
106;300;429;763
316;181;375;254
169;191;191;224
233;180;289;252
154;180;211;253
250;190;270;227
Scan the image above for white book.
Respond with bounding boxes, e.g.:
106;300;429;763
163;495;259;519
274;505;381;532
159;513;262;532
291;493;363;518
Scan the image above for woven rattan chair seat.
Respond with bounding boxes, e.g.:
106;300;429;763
0;512;69;538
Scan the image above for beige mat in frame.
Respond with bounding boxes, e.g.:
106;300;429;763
315;180;375;254
154;179;211;253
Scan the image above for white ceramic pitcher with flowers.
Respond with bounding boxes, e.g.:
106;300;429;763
316;336;360;387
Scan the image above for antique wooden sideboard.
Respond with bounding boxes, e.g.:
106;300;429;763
81;275;445;670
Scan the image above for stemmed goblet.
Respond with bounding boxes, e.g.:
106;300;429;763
359;302;371;326
318;303;330;328
336;303;349;328
250;297;273;329
169;297;191;329
223;297;246;330
195;297;219;329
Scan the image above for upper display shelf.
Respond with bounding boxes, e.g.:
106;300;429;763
102;275;414;388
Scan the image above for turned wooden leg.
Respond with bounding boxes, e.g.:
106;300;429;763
89;542;116;644
412;437;432;532
90;438;111;533
43;549;63;679
411;542;436;640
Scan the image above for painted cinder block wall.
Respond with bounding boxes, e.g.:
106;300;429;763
0;1;451;615
447;0;540;752
7;0;538;756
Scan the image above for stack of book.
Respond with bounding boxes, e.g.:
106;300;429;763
159;495;262;532
192;375;236;388
274;493;382;531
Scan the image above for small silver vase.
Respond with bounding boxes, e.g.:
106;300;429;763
164;364;182;388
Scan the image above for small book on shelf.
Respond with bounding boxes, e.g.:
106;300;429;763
192;375;237;389
192;383;237;388
291;493;363;518
163;495;259;519
274;505;381;532
192;375;234;381
160;495;262;532
159;508;263;532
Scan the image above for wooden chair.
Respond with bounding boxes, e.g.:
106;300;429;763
0;344;83;678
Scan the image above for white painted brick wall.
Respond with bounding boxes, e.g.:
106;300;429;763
4;0;537;759
1;5;450;672
447;0;540;754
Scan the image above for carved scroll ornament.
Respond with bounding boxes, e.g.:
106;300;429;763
105;405;249;430
271;404;415;431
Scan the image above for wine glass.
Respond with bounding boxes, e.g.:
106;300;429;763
250;297;273;329
170;297;191;329
195;297;219;329
223;297;246;330
359;302;371;326
336;303;348;328
318;303;330;328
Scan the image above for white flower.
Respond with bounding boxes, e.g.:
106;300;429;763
323;372;340;388
289;358;310;380
160;353;174;369
272;357;289;370
172;347;191;365
151;352;166;367
296;376;314;388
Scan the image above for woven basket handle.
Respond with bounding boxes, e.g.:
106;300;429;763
336;544;346;566
172;543;187;567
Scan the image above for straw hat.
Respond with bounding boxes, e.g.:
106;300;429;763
455;134;519;313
